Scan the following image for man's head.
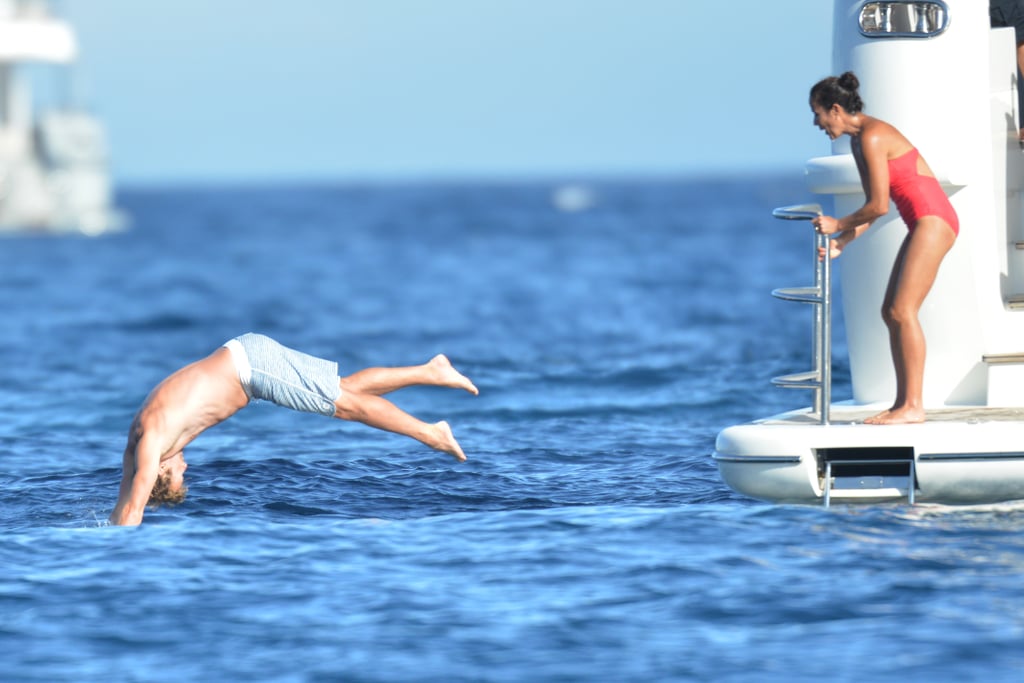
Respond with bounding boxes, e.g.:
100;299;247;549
148;453;188;506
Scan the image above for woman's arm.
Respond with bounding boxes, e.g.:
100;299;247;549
813;125;893;242
843;130;893;231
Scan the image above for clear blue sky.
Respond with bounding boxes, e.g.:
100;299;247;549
58;1;833;184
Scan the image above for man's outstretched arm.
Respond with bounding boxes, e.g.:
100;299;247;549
109;435;160;526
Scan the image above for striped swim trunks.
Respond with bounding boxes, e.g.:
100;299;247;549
223;333;341;417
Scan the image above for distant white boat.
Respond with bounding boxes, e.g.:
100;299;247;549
0;0;124;234
551;184;596;213
714;0;1024;506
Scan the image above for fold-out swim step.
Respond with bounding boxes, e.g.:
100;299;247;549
818;447;916;507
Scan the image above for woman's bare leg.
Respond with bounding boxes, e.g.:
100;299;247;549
865;217;955;425
868;238;912;423
340;354;478;397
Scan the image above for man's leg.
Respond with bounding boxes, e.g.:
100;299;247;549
332;389;467;461
332;354;476;461
339;354;478;396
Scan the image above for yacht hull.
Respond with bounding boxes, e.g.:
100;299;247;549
715;405;1024;505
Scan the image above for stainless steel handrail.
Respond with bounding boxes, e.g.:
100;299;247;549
770;203;832;425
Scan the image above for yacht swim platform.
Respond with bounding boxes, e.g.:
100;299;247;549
753;405;1024;426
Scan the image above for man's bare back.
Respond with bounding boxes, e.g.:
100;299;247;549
110;335;478;526
110;348;249;526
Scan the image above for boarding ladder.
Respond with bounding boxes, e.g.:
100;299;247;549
770;204;832;425
771;206;918;505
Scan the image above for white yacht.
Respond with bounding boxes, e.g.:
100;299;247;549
0;0;122;234
714;0;1024;506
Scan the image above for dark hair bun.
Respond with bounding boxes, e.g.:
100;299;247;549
837;71;860;93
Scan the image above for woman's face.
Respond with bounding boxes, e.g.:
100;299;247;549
811;102;842;140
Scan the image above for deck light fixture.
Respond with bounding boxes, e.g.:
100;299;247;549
859;1;949;38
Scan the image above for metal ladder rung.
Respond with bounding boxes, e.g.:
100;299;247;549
772;286;822;304
827;488;908;500
772;371;821;388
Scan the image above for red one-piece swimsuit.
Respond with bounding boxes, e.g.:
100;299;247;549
887;148;959;236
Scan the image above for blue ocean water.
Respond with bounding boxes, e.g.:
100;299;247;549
1;177;1022;682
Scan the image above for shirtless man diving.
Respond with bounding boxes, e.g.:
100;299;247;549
110;333;479;526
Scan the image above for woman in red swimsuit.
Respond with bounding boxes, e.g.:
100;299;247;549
809;72;958;425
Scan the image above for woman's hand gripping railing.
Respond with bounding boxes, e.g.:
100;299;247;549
769;203;831;425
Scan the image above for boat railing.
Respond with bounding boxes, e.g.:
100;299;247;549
770;203;832;425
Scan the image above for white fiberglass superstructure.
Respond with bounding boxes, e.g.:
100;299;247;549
0;0;122;234
714;0;1024;506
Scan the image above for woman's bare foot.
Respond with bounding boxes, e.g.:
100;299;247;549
431;420;466;462
864;406;925;425
428;354;479;395
863;409;891;425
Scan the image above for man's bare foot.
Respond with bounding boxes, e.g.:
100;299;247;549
428;354;479;395
432;420;466;462
864;406;925;425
